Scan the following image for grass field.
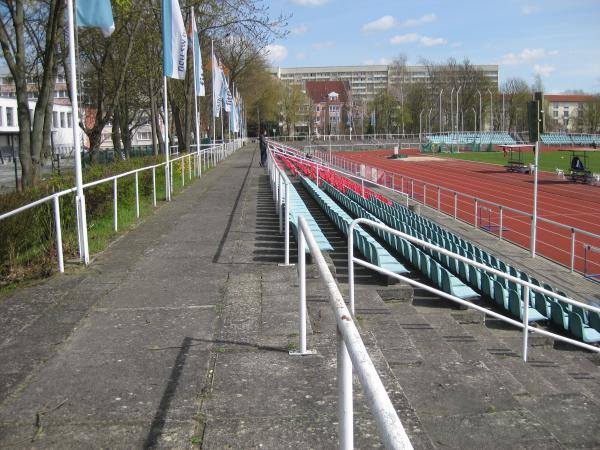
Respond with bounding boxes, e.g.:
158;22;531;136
438;150;600;173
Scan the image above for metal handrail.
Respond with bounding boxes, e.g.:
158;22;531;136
347;218;600;360
0;140;245;273
267;147;413;449
297;215;413;450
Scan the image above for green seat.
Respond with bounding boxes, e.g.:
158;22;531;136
569;311;600;343
550;301;569;331
508;290;546;322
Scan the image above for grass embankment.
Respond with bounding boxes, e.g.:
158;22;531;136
0;155;207;289
438;150;600;173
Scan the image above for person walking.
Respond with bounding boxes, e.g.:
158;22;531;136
259;129;267;167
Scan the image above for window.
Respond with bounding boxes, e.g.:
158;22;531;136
66;112;72;128
6;107;15;126
329;105;339;113
553;110;558;118
0;106;3;126
563;110;569;118
52;111;59;128
60;111;66;128
137;131;152;141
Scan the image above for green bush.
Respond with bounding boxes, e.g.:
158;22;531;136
0;155;172;288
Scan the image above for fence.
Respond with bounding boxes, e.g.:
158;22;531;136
311;148;600;278
266;151;413;449
0;140;244;273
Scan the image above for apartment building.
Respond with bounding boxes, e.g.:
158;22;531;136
271;64;499;103
545;94;595;132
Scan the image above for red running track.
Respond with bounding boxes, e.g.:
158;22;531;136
336;150;600;277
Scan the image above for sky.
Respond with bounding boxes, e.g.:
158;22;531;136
263;0;600;93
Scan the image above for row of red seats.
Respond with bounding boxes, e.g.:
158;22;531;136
277;154;392;207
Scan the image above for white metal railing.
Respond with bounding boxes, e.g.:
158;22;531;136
295;215;413;450
0;140;245;273
309;148;600;277
348;218;600;360
267;147;413;449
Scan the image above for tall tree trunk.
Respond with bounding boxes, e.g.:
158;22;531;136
149;77;159;156
112;108;122;158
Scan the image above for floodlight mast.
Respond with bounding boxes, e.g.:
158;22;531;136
439;89;443;132
531;100;541;257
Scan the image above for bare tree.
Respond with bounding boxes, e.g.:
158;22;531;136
0;0;65;188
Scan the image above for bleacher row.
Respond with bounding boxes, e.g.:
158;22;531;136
425;132;516;145
540;133;600;146
273;149;600;344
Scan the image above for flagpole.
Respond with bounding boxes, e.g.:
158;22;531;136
66;0;89;264
211;40;216;160
191;8;201;177
163;76;171;201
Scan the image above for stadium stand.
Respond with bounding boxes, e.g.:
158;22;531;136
277;151;600;343
425;132;516;146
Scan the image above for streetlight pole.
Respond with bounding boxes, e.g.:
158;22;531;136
450;87;455;136
439;89;443;133
428;108;433;134
472;107;476;131
487;88;493;131
456;86;462;134
419;109;424;143
502;92;505;131
477;89;482;132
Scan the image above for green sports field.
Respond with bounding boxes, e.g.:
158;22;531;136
437;150;600;173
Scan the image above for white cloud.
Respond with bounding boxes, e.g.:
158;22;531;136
390;33;447;47
533;64;555;77
361;15;396;33
263;44;288;64
420;36;447;47
500;48;559;65
521;5;541;15
363;57;392;65
296;52;306;60
291;24;308;35
390;33;419;45
291;0;329;5
312;41;335;50
403;14;436;27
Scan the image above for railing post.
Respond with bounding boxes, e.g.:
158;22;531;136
348;225;355;315
530;215;535;257
188;154;192;180
113;178;118;231
411;180;414;199
522;285;530;362
454;193;458;220
400;175;404;194
316;164;319;186
284;182;290;265
181;158;185;187
499;207;503;240
170;161;174;194
338;328;353;450
474;199;478;228
152;167;156;207
424;184;427;206
135;172;140;218
53;196;64;273
361;179;364;197
570;229;576;272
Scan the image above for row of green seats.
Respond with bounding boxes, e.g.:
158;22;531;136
300;177;408;275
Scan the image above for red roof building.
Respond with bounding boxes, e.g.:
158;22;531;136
544;94;596;132
305;81;352;136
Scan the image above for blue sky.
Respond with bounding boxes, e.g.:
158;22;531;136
263;0;600;93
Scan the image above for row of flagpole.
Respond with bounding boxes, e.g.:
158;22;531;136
66;0;246;265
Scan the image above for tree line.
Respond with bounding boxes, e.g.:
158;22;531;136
0;0;289;189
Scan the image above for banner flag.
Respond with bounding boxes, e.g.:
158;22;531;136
188;10;205;96
76;0;115;37
162;0;188;79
